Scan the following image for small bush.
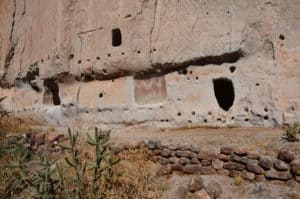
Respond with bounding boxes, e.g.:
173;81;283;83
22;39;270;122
284;123;300;142
4;128;120;199
233;175;243;186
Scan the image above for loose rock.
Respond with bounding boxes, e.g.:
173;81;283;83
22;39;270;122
160;149;173;157
220;145;234;155
157;164;173;175
199;167;217;175
241;170;255;181
246;163;265;175
187;176;203;192
179;157;190;165
172;164;184;171
194;190;212;199
228;170;241;178
290;160;300;175
217;168;229;176
204;180;222;199
259;156;273;170
191;157;201;164
198;151;217;161
176;150;195;158
218;154;230;162
158;157;169;165
223;161;245;171
277;148;295;163
212;159;224;170
183;164;202;174
265;169;293;181
273;159;289;171
169;157;179;164
147;140;160;150
201;160;211;166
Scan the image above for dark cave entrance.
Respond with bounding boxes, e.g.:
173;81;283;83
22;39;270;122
213;78;235;111
43;79;61;105
112;28;122;47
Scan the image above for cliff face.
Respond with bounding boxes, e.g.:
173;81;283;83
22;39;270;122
0;0;299;128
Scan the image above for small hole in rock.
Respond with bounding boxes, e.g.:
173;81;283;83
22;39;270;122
96;56;100;60
279;34;285;40
196;76;198;80
177;112;181;116
263;115;269;120
192;111;195;115
245;118;249;121
231;116;235;120
56;55;59;59
204;119;207;123
244;107;249;112
102;69;107;74
121;52;125;55
229;66;236;73
208;112;212;115
189;71;193;74
188;120;192;123
108;53;111;57
69;54;74;59
99;92;103;98
182;69;188;75
137;50;141;54
112;28;122;47
41;59;44;63
217;118;222;121
256;83;259;86
78;60;81;64
87;59;90;62
153;48;156;52
264;107;268;112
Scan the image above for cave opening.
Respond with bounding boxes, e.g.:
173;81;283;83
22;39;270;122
213;78;235;111
43;79;61;105
112;28;122;47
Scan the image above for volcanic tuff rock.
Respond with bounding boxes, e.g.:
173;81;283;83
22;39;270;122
0;0;300;128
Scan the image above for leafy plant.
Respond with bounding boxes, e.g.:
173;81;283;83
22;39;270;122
4;127;123;198
86;128;120;198
60;128;86;199
284;122;300;142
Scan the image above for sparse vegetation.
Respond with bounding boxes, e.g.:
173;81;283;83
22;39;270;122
0;124;164;199
233;175;243;186
283;122;300;142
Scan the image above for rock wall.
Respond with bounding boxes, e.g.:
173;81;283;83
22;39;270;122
0;0;300;128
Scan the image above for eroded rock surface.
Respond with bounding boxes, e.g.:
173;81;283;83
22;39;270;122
0;0;300;128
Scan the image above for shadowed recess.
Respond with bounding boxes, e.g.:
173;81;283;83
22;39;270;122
43;78;61;105
213;78;235;111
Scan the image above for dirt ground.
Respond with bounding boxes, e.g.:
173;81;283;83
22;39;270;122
108;126;300;158
52;126;300;198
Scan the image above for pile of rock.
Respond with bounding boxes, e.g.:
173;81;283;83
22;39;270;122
147;140;300;183
175;175;222;199
22;132;65;155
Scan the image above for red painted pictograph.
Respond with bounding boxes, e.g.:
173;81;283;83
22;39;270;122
134;75;167;105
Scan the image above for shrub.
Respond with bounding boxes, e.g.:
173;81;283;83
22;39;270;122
233;176;243;186
284;123;300;142
4;127;120;199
